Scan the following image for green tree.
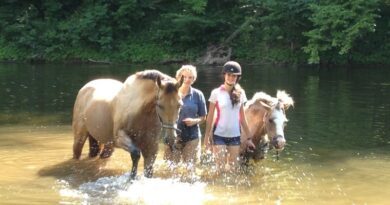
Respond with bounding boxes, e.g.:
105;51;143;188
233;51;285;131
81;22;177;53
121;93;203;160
303;0;380;64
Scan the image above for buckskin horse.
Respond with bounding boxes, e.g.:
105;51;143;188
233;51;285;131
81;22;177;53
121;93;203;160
72;79;123;159
240;90;294;162
72;70;182;179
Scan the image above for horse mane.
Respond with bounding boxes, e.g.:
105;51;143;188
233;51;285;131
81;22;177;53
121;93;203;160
135;69;178;94
246;90;294;110
136;69;174;82
246;92;278;108
276;90;294;109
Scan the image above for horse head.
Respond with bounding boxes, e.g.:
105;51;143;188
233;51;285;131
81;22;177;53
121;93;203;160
155;76;183;149
263;90;294;151
245;90;294;160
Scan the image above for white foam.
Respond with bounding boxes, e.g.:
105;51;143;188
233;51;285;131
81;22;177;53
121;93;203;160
57;173;212;205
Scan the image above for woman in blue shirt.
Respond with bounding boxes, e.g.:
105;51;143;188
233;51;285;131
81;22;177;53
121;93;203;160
164;65;207;169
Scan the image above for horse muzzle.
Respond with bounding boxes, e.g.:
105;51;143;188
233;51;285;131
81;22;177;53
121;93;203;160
271;135;286;150
161;125;180;150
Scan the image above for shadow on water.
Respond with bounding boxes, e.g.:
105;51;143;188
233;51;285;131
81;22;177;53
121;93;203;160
38;158;127;187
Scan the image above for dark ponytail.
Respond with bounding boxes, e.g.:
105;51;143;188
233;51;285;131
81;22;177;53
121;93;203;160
230;83;242;106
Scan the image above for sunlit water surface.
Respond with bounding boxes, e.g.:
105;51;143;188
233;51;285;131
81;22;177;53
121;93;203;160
0;64;389;204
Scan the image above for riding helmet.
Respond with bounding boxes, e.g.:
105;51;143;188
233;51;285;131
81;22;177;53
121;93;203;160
222;61;242;75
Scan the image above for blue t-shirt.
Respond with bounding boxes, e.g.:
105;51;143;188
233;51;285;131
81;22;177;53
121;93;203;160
177;87;207;142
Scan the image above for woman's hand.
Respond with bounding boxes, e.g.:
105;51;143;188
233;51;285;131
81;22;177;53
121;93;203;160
183;117;204;127
182;118;199;127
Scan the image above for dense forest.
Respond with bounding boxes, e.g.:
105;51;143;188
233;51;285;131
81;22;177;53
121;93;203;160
0;0;389;65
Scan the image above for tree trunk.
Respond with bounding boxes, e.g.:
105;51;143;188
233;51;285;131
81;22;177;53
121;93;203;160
197;15;258;65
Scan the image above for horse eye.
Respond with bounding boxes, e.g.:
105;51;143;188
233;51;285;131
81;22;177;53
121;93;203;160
157;104;164;110
268;119;273;123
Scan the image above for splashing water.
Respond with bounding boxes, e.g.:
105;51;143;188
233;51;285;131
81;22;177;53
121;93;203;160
56;172;211;205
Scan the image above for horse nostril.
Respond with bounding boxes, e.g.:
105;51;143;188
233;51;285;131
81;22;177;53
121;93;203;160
272;135;286;149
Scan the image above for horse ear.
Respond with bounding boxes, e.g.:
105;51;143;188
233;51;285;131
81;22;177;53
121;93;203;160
260;101;272;111
176;75;184;89
283;102;294;110
156;76;162;88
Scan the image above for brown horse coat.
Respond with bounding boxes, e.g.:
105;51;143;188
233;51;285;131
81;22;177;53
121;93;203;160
72;70;182;179
112;70;182;178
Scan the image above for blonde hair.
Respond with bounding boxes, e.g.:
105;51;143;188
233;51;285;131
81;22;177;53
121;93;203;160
176;65;197;82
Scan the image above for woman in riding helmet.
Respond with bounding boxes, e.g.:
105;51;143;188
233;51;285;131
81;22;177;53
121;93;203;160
204;61;255;173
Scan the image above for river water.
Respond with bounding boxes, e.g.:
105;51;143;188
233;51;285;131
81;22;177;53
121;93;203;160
0;63;389;205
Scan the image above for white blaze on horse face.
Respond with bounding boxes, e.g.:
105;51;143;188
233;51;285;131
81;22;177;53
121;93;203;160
270;108;287;137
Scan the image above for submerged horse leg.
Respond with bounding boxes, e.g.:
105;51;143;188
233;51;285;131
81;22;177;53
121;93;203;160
129;144;141;179
143;142;158;178
143;154;157;178
100;141;114;159
73;134;88;159
116;130;141;180
88;134;100;158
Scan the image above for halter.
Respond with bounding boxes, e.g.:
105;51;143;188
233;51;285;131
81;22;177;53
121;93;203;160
155;87;181;134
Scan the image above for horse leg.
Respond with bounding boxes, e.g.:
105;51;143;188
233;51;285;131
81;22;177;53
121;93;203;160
143;144;158;178
100;141;114;159
88;134;100;158
143;154;156;178
129;143;141;180
73;134;88;159
115;130;141;180
259;140;269;159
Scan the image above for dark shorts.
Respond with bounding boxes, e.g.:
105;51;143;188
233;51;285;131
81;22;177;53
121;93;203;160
213;135;241;146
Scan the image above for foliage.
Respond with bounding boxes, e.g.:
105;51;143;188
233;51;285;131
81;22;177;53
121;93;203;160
303;0;381;64
0;0;389;65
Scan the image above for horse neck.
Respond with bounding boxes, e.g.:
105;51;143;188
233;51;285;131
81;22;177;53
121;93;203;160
246;104;268;143
125;79;158;117
141;83;159;114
